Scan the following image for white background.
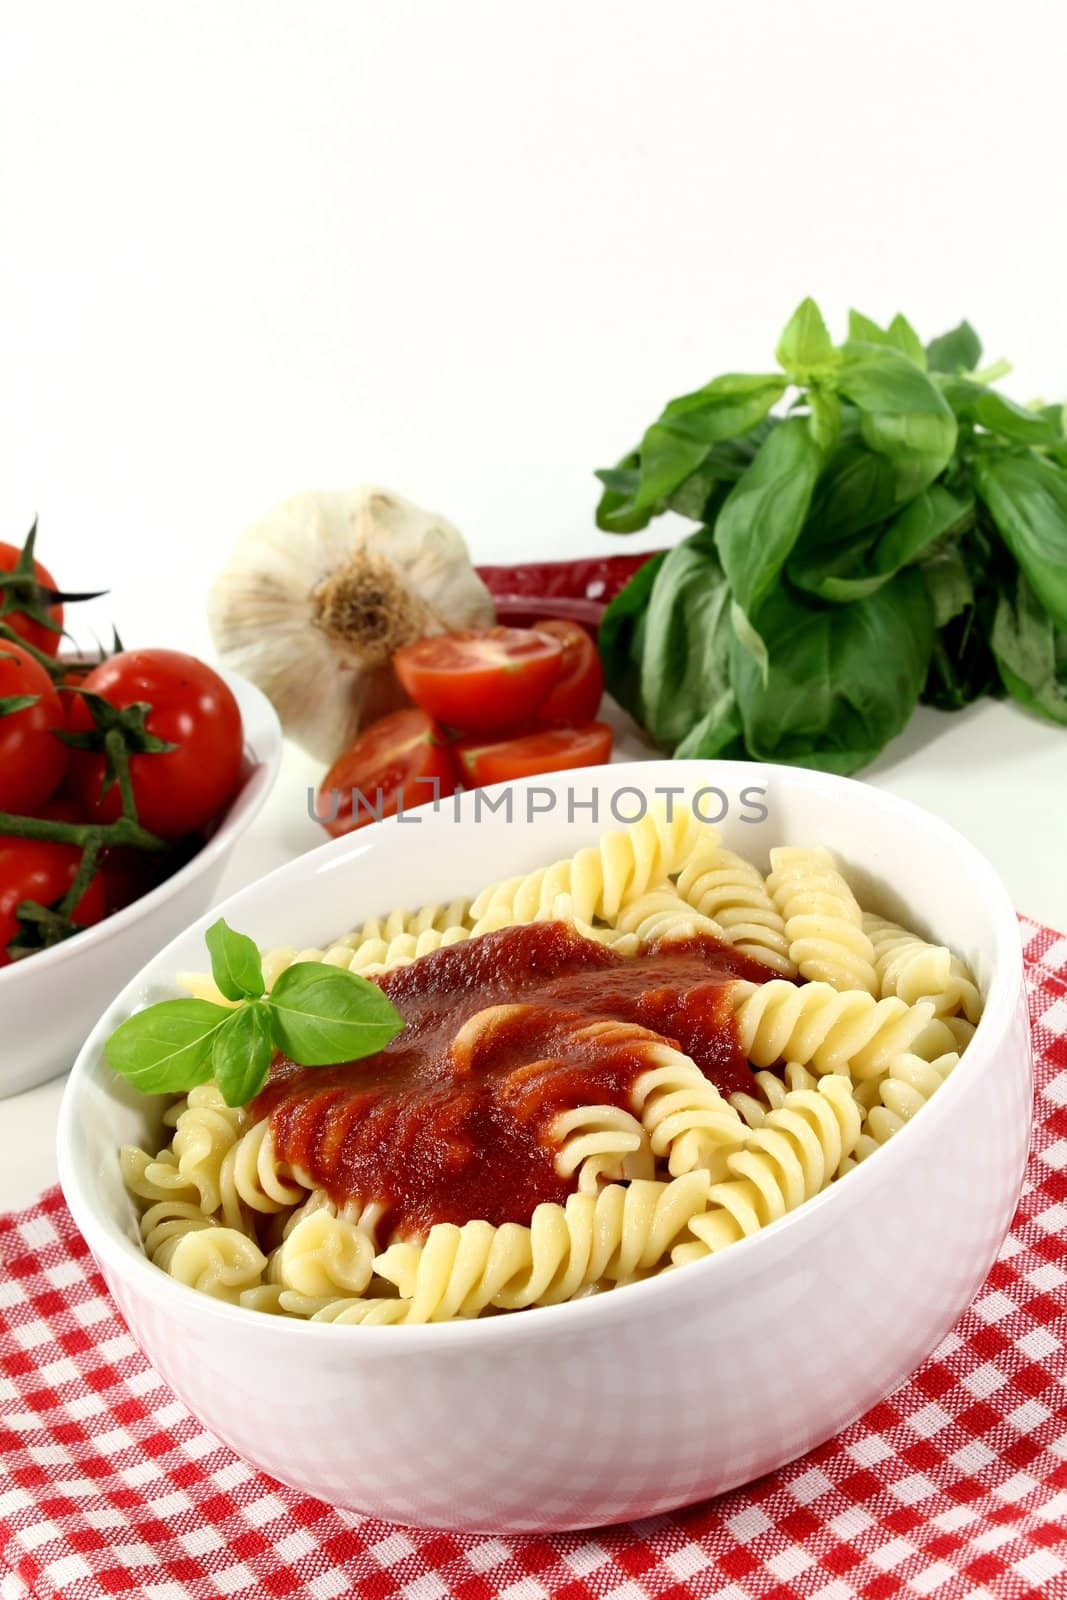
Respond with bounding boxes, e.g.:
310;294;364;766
2;0;1067;1197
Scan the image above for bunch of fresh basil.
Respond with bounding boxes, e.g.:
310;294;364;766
596;301;1067;772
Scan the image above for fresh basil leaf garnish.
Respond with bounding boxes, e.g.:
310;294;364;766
267;962;404;1065
205;917;265;1002
105;999;232;1093
212;1001;276;1107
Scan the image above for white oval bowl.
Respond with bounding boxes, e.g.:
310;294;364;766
2;670;282;1097
57;761;1032;1532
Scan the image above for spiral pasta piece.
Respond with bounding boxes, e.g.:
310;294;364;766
766;846;878;994
862;913;982;1023
166;1084;250;1215
628;1045;747;1177
310;1297;413;1325
373;1174;712;1322
335;898;474;948
676;845;795;976
673;1076;861;1264
121;1145;200;1207
608;888;724;946
728;1061;819;1128
160;1227;267;1302
265;1209;377;1298
731;979;934;1080
138;1197;217;1263
218;1120;308;1218
854;1051;959;1161
550;1103;654;1190
468;805;713;930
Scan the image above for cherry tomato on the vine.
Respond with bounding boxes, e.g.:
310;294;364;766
0;640;68;814
65;649;244;839
0;834;106;966
0;540;64;656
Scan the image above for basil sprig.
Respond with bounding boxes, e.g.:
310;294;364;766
597;300;1067;772
105;919;404;1106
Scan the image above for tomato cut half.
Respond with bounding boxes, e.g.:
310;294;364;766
316;709;456;838
393;628;563;734
454;722;613;787
530;619;604;725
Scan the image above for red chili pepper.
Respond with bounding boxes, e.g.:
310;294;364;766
476;554;662;635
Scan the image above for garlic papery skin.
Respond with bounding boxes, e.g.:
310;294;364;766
208;486;495;763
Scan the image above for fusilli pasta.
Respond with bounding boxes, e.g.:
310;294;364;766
125;809;985;1325
767;846;878;994
676;843;795;976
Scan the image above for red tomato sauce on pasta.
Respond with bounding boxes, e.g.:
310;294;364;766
252;922;773;1238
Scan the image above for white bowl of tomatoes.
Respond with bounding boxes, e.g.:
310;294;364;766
0;637;282;1097
313;621;616;834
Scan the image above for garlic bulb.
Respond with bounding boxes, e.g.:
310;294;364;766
208;486;495;763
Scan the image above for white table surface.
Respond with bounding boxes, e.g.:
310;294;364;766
3;695;1066;1213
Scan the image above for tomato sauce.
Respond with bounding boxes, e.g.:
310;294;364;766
252;921;773;1239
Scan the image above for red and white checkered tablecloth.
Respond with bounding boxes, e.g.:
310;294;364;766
2;915;1066;1600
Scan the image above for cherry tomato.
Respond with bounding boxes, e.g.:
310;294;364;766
393;628;563;734
65;649;244;839
316;709;456;838
0;834;106;965
453;722;613;787
0;641;67;813
530;619;604;725
0;541;64;656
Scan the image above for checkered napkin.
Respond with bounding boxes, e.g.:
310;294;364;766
2;918;1066;1600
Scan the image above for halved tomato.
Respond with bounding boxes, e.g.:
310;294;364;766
315;709;456;838
531;619;604;725
454;722;613;787
393;629;562;734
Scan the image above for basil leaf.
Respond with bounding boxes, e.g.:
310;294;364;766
630;374;787;514
714;417;822;663
673;692;747;760
105;999;231;1093
594;452;654;533
838;343;957;502
886;314;926;369
920;525;1005;711
925;321;982;375
807;384;841;454
918;538;974;628
212;1001;276;1108
975;453;1067;630
205;918;265;1002
775;297;835;376
808;440;899;544
634;530;733;749
847;311;926;368
731;572;935;774
848;310;889;346
992;572;1067;725
268;962;404;1065
942;379;1061;446
598;551;669;720
791;485;973;603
